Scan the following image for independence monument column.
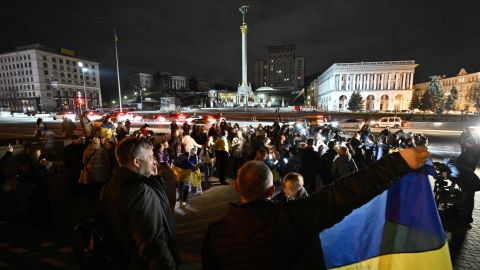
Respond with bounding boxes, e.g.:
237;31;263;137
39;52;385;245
237;5;252;106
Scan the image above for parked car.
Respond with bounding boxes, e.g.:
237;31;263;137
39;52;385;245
185;115;203;124
107;111;143;122
144;114;168;123
189;115;227;126
169;113;187;124
370;117;403;128
334;119;364;130
85;111;103;121
53;111;77;121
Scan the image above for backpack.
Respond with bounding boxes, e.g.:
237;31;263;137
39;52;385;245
73;189;116;269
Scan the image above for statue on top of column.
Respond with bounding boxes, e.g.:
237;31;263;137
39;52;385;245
239;5;250;24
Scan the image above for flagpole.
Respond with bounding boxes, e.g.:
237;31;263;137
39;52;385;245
114;28;123;112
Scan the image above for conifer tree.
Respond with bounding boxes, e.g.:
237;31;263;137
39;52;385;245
348;91;364;112
409;90;421;110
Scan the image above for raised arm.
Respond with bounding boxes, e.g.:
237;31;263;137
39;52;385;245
288;147;429;232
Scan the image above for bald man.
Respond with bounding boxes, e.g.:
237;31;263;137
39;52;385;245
202;147;429;270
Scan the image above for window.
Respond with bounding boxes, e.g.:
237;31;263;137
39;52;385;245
66;60;70;65
47;93;51;97
52;57;56;62
44;70;48;75
59;59;63;64
43;63;48;68
53;64;57;69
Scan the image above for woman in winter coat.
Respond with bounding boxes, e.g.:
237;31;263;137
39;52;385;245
81;137;110;199
200;139;215;188
182;134;202;156
331;146;358;181
231;130;246;178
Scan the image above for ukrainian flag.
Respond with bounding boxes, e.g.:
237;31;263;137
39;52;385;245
320;165;452;270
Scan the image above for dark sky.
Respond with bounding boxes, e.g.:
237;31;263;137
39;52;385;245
1;0;480;99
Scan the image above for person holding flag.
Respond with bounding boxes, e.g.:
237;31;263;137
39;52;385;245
202;147;436;270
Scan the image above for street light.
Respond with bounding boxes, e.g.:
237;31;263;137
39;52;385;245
140;87;146;110
78;62;89;110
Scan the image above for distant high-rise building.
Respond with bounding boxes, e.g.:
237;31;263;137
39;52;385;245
0;44;102;112
254;44;305;90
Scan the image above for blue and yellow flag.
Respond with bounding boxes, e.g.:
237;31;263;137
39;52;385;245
320;165;452;270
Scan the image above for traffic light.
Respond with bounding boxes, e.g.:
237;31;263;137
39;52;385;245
75;98;84;106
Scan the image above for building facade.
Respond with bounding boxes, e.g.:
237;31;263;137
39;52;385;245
254;44;305;90
413;68;480;112
315;61;418;111
128;72;154;90
171;75;186;90
0;44;102;112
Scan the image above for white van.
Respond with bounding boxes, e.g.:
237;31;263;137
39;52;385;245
370;117;402;128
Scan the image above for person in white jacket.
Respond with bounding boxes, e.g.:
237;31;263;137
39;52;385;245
200;138;215;188
182;134;202;154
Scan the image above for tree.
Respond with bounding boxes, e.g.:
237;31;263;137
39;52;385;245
409;89;421;110
473;83;480;112
419;89;433;111
348;91;364;112
419;76;444;113
444;86;458;111
188;76;199;91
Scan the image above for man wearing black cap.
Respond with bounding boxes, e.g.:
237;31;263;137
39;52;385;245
63;135;85;195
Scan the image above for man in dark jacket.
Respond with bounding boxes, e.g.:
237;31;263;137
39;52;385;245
63;135;84;196
444;159;480;225
299;138;321;193
202;147;429;270
319;140;337;185
102;137;181;269
456;136;480;171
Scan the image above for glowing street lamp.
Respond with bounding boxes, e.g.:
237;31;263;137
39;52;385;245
78;62;89;110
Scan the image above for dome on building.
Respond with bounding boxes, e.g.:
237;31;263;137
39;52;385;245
256;86;275;92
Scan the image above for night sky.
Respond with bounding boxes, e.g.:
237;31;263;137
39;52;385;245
1;0;480;100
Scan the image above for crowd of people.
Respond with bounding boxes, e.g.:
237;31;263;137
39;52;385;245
2;115;479;269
